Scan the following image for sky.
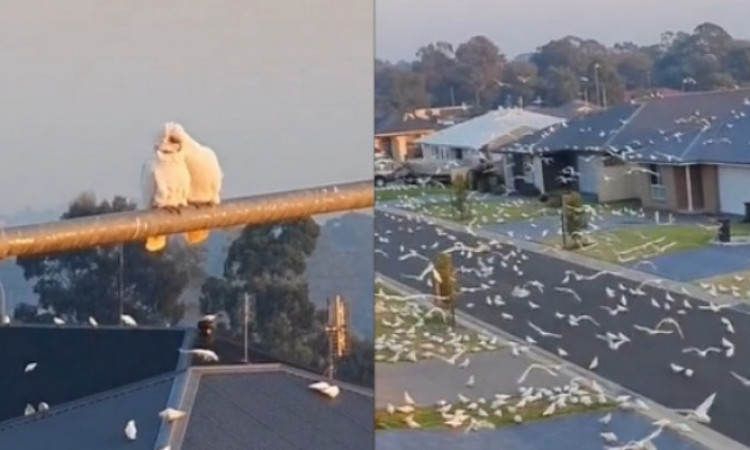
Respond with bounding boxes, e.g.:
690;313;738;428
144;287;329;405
376;0;750;62
0;0;373;216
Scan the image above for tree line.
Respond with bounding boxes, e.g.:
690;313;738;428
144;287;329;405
12;193;373;387
376;22;750;121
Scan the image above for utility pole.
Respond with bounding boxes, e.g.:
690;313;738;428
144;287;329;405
243;293;250;363
118;244;124;322
593;64;601;107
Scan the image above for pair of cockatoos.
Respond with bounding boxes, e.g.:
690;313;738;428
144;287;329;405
141;122;223;252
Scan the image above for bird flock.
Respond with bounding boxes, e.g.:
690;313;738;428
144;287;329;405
374;209;750;447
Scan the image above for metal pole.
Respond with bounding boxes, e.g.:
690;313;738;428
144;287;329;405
0;280;5;321
243;293;249;363
0;180;372;260
118;244;124;322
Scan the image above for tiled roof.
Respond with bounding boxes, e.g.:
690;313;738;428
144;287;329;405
170;365;374;450
0;326;189;424
0;372;178;450
494;89;750;165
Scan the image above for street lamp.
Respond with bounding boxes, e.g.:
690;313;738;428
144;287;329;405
593;64;601;107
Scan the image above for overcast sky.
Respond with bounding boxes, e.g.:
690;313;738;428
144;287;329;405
0;0;372;216
376;0;749;61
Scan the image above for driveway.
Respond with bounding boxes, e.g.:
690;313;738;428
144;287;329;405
376;411;705;450
632;244;750;282
376;351;568;409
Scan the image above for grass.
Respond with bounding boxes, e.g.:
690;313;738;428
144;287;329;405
375;395;615;431
416;199;554;225
697;270;750;298
374;285;501;363
376;186;451;202
544;221;750;264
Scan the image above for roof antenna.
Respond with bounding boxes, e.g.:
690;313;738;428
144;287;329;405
325;295;350;379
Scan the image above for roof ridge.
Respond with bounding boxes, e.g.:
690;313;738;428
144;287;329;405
189;363;374;396
603;103;646;148
0;370;184;432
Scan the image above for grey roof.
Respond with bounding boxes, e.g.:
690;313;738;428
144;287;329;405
495;89;750;165
495;103;640;154
169;365;374;450
0;372;178;450
525;100;601;119
0;325;190;424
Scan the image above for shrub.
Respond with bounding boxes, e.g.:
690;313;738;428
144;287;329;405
562;192;588;248
434;252;456;326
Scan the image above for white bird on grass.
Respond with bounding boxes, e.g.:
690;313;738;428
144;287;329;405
141;124;191;252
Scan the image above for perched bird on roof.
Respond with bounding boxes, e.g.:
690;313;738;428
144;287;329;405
164;122;223;246
124;419;137;441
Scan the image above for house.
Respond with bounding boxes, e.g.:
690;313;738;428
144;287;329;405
374;113;437;161
417;107;565;169
494;103;640;199
0;321;373;449
495;88;750;215
374;105;477;161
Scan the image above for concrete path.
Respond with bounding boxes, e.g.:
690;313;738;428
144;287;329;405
633;245;750;282
376;351;568;409
376;411;706;450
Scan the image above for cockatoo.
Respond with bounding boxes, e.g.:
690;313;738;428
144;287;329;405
140;125;191;252
164;122;223;246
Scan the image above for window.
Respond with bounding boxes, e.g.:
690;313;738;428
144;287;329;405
454;148;464;160
648;164;666;201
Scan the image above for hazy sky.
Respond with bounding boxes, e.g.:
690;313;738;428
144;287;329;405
0;1;373;216
376;0;749;61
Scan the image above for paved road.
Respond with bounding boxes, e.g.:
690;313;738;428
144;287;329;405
376;351;568;409
375;209;750;447
376;411;706;450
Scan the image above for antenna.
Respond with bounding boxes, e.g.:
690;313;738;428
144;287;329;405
325;295;350;379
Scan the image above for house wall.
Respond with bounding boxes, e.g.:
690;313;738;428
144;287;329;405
700;165;720;214
598;165;639;203
374;131;433;162
636;165;678;211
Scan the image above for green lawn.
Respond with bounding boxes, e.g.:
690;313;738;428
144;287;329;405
557;222;750;264
376;186;451;202
375;395;614;430
417;200;553;225
697;271;750;298
375;286;501;363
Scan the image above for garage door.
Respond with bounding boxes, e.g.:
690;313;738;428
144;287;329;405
719;166;750;215
577;156;599;194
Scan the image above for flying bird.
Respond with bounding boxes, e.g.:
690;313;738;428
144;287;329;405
141;124;191;252
165;123;223;246
178;348;219;362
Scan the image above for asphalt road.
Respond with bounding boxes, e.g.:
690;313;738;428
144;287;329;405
375;210;750;447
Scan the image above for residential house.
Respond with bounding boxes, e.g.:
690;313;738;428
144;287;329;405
0;322;373;449
494;103;639;199
417;107;565;171
496;88;750;216
374;113;437;161
374;105;476;161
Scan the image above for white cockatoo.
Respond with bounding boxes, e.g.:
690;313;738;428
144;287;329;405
140;124;191;252
164;122;223;246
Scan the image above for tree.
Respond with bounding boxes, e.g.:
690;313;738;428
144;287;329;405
451;173;471;221
561;192;587;249
542;66;581;106
501;60;540;107
455;36;506;108
434;252;457;327
15;192;202;325
413;41;460;106
375;64;431;118
199;219;324;365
